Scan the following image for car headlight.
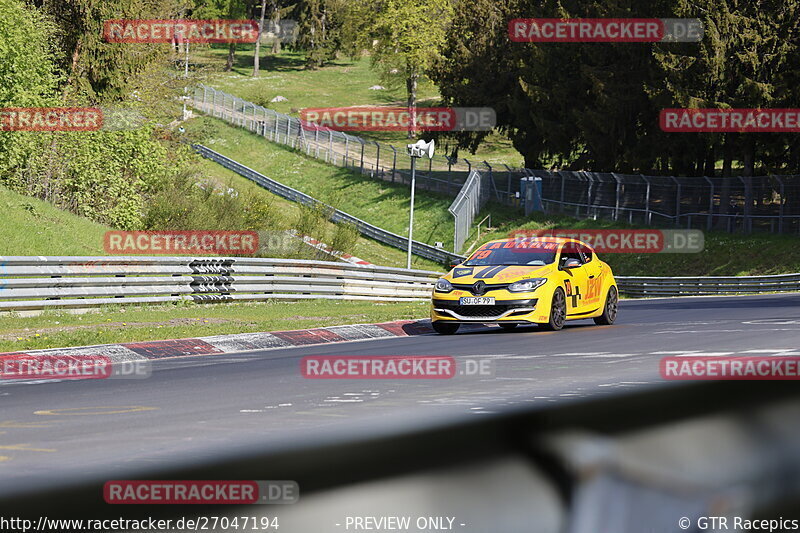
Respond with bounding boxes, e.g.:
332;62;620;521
508;278;546;292
435;279;453;292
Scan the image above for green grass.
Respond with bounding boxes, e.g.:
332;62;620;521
0;185;109;255
192;47;525;167
0;300;428;353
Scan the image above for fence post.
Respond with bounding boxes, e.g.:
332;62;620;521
641;175;652;225
327;130;333;163
373;141;381;179
359;138;365;174
560;172;566;214
704;176;714;231
390;146;397;182
611;173;622;221
344;135;350;168
740;176;752;233
585;172;594;218
776;176;785;233
671;176;681;227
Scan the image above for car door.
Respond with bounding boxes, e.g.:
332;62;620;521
558;243;590;316
579;243;604;312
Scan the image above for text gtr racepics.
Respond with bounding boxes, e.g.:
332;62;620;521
430;237;618;334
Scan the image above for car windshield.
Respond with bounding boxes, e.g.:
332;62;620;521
463;244;558;266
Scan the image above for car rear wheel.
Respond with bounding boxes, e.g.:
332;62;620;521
432;321;460;335
541;288;566;331
499;323;518;331
594;286;618;325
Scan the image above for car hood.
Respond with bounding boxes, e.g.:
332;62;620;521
445;264;554;284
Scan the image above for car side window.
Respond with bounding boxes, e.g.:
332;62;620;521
560;250;583;266
579;245;593;263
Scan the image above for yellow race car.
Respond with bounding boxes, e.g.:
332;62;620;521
430;236;618;334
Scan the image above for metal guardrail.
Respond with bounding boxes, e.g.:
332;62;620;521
617;272;800;297
1;256;796;311
193;144;466;265
0;256;441;311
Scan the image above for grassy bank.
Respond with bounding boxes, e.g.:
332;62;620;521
0;185;109;255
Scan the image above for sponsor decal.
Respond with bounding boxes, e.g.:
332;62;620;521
453;268;473;278
564;280;582;308
584;275;603;305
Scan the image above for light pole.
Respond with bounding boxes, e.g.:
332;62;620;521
406;139;435;269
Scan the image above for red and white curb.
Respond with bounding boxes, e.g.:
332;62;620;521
0;320;442;363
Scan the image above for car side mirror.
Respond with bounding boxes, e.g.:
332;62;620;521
561;258;582;269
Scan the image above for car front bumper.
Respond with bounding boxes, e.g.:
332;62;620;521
431;298;539;323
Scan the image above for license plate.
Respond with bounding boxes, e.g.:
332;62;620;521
459;297;495;305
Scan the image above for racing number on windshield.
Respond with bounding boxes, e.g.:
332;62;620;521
472;250;491;260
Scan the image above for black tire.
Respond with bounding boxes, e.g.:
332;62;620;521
594;286;618;325
541;288;566;331
432;321;460;335
499;323;518;331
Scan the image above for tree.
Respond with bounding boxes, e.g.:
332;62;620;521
341;0;453;137
0;0;59;185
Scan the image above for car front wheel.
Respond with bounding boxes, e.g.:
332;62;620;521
541;288;566;331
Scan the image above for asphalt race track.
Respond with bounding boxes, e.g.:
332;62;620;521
2;293;800;500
